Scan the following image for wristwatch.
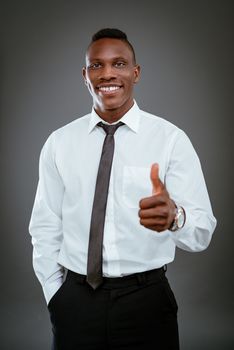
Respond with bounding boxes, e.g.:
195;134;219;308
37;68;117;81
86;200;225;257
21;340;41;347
169;205;186;232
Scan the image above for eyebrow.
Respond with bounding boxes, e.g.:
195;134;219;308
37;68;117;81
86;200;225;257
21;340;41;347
88;56;129;62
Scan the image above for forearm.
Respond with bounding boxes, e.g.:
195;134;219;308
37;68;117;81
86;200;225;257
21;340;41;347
29;132;65;303
169;206;216;252
165;129;217;250
29;196;64;303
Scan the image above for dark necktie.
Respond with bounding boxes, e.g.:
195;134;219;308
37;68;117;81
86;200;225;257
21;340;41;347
86;121;124;289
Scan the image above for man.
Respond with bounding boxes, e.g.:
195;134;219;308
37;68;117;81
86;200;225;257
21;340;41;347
29;28;216;349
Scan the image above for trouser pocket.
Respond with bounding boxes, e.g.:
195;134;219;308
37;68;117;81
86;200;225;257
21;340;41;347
163;279;178;314
48;273;69;310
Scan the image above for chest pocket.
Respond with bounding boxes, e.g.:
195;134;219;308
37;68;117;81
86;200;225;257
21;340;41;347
122;166;152;208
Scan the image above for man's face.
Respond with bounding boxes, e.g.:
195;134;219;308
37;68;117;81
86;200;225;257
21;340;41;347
83;38;140;121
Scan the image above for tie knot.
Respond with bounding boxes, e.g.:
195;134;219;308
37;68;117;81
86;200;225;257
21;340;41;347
97;121;124;135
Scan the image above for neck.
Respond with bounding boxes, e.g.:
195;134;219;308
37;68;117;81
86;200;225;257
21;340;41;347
94;100;134;124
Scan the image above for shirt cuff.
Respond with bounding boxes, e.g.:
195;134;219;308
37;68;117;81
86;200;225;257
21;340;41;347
168;208;213;252
42;277;63;305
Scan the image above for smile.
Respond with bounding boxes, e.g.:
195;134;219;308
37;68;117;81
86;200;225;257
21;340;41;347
97;85;122;93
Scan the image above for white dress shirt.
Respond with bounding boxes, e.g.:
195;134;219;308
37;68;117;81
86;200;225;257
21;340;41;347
29;101;216;304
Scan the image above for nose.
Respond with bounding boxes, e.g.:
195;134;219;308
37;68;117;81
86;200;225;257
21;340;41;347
100;64;117;80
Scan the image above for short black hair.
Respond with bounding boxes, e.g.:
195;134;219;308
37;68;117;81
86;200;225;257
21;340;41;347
88;28;136;64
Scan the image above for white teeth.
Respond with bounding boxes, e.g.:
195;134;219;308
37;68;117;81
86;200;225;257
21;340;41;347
99;86;120;92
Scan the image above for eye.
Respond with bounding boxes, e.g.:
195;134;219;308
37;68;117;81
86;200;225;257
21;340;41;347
88;62;102;69
114;61;126;68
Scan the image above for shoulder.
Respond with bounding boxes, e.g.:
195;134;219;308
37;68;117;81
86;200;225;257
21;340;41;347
139;108;187;140
138;108;195;155
53;113;91;137
140;109;178;129
40;113;91;154
45;113;91;143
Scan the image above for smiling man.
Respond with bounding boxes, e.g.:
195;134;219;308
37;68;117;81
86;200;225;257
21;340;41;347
83;33;140;122
29;28;216;350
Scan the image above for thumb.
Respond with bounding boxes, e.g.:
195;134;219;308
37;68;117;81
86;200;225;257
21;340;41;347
150;163;164;195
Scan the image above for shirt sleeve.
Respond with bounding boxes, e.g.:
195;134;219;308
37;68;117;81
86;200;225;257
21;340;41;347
29;132;65;304
165;129;217;252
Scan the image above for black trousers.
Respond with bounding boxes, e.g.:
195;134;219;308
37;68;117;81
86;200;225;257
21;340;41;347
48;267;179;350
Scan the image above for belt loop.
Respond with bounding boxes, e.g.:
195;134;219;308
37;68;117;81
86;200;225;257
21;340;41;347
163;264;167;273
136;271;147;285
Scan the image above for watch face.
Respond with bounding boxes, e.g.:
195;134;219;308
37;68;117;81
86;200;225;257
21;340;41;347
170;206;185;231
177;211;184;228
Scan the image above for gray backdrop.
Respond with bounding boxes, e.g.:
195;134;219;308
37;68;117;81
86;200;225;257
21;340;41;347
1;0;233;349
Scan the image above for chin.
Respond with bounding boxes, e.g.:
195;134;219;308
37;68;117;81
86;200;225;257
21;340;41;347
104;104;121;111
101;99;123;111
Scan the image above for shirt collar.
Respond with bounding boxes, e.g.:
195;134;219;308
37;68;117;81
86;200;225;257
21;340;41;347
88;100;140;134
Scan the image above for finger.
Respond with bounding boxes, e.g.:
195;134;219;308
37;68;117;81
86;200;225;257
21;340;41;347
140;222;166;232
150;163;164;195
138;207;168;219
139;194;165;209
146;225;166;233
140;217;166;226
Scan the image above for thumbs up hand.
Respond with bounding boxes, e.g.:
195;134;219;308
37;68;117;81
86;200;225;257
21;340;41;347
138;163;176;232
150;163;165;195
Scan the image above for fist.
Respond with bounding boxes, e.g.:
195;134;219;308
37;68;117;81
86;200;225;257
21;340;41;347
138;163;176;232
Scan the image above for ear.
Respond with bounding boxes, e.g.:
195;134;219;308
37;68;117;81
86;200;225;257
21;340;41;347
133;64;141;84
82;67;88;85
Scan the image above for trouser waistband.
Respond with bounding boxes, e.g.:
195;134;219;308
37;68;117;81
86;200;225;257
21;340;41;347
66;265;167;289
